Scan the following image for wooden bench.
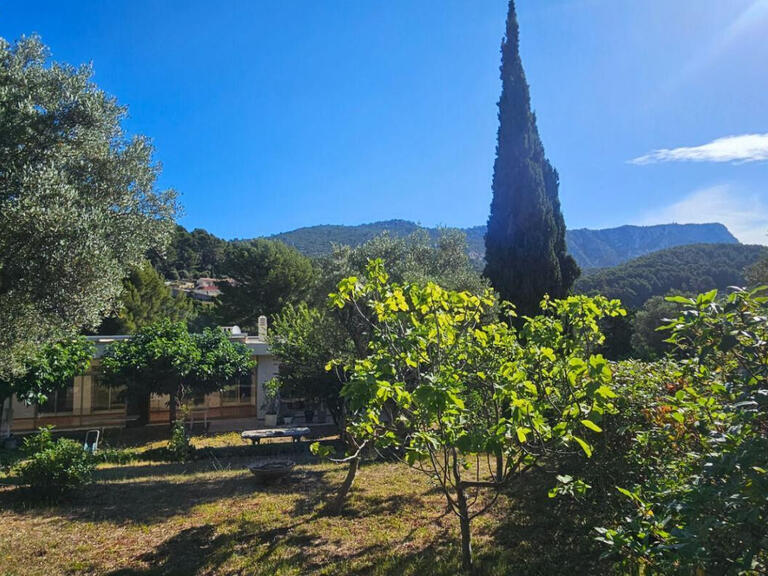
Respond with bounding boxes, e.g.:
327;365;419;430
241;427;311;445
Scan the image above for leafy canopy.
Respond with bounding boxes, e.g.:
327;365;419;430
268;303;354;423
324;259;624;569
101;320;254;425
100;262;196;334
0;36;178;378
217;239;316;328
0;336;93;406
598;287;768;573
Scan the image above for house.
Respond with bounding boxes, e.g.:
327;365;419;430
167;277;234;302
2;321;279;434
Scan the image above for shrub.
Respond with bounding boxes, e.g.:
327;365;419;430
596;288;768;574
91;447;138;465
21;425;56;455
15;437;94;498
167;418;193;462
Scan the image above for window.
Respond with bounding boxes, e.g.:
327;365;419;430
221;374;252;405
150;394;168;411
91;373;126;411
38;383;74;414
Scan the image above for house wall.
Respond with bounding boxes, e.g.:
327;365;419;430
255;354;279;419
8;351;274;434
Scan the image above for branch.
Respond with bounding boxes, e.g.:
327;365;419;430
329;439;368;463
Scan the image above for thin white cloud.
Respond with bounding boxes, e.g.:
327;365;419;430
631;134;768;165
639;185;768;245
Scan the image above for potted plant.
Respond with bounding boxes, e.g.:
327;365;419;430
263;379;281;427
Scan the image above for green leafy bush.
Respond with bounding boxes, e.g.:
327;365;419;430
167;418;193;462
91;447;138;465
596;288;768;574
21;426;56;455
15;437;94;497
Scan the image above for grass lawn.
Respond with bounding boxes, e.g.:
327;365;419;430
0;432;609;575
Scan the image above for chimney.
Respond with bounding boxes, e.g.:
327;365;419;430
258;315;268;341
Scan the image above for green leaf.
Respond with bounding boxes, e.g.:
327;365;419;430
572;436;592;458
595;385;617;399
665;295;693;304
616;486;634;499
309;442;333;458
580;419;602;433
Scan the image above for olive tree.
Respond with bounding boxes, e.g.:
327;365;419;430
0;36;178;379
268;303;354;424
320;260;624;571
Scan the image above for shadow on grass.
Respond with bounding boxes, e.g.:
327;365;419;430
1;455;616;575
105;521;318;576
482;468;614;576
104;509;463;576
0;460;339;525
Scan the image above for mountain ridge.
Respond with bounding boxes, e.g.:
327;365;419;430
269;220;739;269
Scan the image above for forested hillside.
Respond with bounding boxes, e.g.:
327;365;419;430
271;220;738;269
150;221;742;281
149;225;230;279
575;243;767;309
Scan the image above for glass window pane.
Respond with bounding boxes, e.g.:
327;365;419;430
239;376;252;402
91;373;126;411
57;385;74;412
92;379;111;411
39;382;74;414
221;375;251;405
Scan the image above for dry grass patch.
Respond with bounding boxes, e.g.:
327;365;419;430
0;433;610;575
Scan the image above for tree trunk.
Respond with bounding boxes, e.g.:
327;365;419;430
495;449;503;483
128;393;150;427
451;448;474;573
0;396;8;438
168;390;178;427
456;484;473;573
325;456;359;515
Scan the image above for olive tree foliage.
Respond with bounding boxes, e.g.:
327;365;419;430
0;36;178;379
597;288;768;574
101;320;254;426
0;337;93;436
268;303;354;424
315;229;486;303
319;260;624;571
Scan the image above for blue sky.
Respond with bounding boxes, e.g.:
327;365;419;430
2;0;767;243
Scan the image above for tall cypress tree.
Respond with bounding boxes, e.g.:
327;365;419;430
484;0;579;317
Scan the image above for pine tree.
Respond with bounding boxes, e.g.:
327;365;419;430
100;262;195;334
484;0;579;317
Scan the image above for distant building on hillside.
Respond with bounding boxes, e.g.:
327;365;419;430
168;277;234;302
